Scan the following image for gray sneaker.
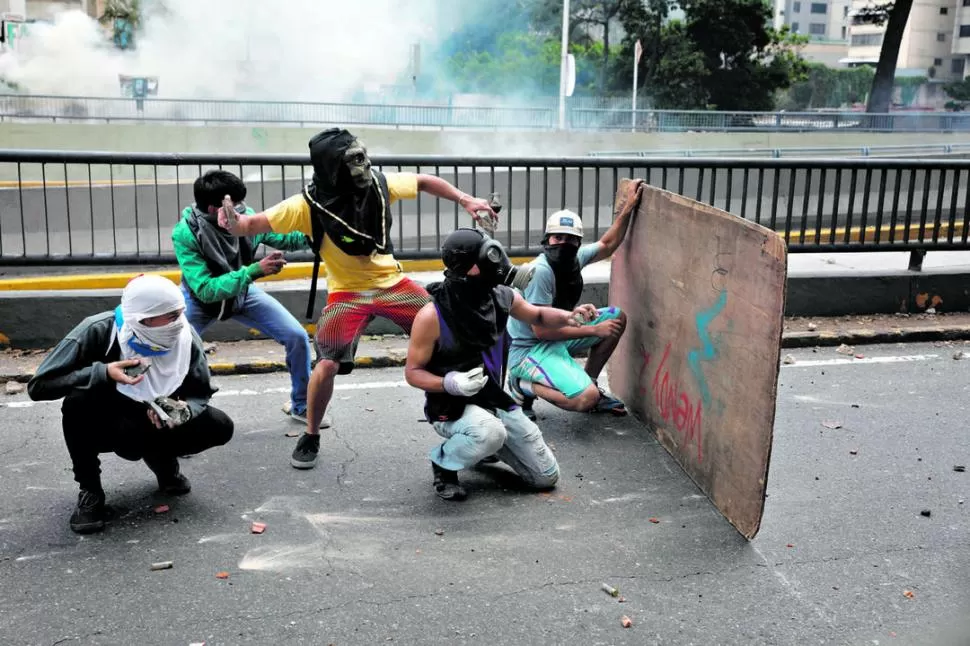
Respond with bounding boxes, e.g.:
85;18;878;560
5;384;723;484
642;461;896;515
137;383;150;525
282;401;332;428
290;433;320;470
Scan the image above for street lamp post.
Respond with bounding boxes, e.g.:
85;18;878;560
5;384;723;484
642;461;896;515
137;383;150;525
558;0;570;130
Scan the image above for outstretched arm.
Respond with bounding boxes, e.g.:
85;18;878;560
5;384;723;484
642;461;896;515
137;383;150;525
217;194;275;237
593;178;645;263
416;174;498;225
511;293;595;329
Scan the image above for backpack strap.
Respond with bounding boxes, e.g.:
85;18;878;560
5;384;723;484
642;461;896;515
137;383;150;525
305;196;325;322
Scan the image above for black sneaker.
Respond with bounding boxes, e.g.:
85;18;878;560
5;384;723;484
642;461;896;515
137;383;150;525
69;489;106;534
591;388;628;416
431;462;467;501
146;456;192;495
290;433;320;470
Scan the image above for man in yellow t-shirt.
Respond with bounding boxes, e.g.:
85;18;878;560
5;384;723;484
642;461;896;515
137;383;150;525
219;128;498;470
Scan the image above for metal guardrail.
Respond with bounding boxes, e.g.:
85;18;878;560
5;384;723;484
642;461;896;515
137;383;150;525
3;95;970;132
589;143;970;159
0;150;969;266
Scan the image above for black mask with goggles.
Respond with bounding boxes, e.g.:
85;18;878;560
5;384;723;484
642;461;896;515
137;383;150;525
442;228;535;292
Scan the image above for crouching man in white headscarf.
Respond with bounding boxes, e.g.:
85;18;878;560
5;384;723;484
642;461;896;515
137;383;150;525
28;274;234;534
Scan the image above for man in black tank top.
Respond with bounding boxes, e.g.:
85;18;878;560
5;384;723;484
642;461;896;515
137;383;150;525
405;229;599;501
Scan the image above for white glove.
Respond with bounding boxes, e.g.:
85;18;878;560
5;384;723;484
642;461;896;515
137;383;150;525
443;367;489;397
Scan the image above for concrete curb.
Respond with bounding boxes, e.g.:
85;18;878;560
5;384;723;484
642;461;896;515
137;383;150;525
782;324;970;348
0;258;537;292
4;326;970;385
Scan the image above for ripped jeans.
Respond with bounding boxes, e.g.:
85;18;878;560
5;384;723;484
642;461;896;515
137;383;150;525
429;405;559;489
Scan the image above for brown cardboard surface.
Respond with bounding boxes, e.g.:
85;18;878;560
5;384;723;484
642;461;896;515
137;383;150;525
607;181;787;539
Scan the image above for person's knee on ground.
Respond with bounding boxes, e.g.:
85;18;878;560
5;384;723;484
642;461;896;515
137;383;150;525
495;410;560;489
530;462;560;490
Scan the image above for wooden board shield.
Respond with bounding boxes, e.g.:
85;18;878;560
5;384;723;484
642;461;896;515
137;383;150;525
607;181;787;539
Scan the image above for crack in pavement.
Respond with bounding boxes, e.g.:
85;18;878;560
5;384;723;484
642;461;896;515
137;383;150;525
765;541;952;569
330;425;360;492
0;438;29;458
50;632;104;646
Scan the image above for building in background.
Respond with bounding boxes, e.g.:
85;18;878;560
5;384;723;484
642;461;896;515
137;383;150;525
23;0;97;20
951;0;970;81
781;0;852;41
845;0;966;107
777;0;852;65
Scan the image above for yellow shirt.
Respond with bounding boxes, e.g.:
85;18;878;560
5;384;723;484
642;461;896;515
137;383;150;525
264;172;418;292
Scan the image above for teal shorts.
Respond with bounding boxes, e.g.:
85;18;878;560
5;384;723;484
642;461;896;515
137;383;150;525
509;306;622;399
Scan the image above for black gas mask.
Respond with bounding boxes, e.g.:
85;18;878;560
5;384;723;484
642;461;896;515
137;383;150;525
442;228;529;290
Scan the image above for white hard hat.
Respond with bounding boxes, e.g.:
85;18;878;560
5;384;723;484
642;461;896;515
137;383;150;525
544;210;584;239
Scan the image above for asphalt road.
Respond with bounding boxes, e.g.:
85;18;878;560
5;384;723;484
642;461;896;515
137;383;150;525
1;167;964;259
0;342;967;644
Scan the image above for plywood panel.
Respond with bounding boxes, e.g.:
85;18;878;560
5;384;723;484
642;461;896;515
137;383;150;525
607;181;787;539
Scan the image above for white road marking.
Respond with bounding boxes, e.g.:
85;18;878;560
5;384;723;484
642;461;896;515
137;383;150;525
0;355;944;413
0;379;411;410
781;354;937;368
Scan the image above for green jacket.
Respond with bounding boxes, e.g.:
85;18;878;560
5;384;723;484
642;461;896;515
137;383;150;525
172;206;310;306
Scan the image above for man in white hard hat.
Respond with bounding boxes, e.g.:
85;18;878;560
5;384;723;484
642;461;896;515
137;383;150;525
506;180;644;420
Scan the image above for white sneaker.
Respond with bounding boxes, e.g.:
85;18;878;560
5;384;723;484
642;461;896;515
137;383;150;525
281;401;332;429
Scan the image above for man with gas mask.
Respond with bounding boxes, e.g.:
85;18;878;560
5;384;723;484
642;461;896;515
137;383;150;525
405;228;598;501
507;179;645;420
28;275;234;534
219;128;498;470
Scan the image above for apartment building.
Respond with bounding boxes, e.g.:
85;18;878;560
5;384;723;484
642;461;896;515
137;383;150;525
846;0;966;82
780;0;853;41
775;0;852;65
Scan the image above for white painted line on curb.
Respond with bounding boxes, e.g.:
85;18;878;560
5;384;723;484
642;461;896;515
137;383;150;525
782;354;938;368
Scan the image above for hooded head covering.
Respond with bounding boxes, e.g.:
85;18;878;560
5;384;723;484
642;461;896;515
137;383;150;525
303;128;392;255
427;229;514;353
309;128;360;193
114;274;193;402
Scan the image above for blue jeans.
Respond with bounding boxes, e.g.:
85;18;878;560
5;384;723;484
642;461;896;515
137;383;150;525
182;285;312;415
429;405;559;489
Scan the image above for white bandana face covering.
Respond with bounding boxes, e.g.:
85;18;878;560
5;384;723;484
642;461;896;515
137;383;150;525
114;275;193;403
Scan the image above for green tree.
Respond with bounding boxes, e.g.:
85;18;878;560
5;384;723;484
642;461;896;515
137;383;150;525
852;1;915;114
944;78;970;109
531;0;646;93
443;31;608;96
661;0;808;111
642;21;710;109
779;64;875;110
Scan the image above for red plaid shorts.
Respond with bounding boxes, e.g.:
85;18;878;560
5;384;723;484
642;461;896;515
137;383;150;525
314;277;430;374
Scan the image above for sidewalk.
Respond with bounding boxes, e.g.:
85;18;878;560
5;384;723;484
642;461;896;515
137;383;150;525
4;312;970;385
3;250;970;284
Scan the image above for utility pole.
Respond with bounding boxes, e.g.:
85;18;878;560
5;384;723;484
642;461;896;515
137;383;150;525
558;0;570;130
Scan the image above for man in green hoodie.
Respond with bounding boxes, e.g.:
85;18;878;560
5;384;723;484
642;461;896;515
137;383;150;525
172;170;325;426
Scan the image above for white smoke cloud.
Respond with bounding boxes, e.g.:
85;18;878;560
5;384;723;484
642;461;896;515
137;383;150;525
0;0;443;100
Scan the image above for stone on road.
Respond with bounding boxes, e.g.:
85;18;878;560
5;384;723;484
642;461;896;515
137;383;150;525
0;344;967;644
